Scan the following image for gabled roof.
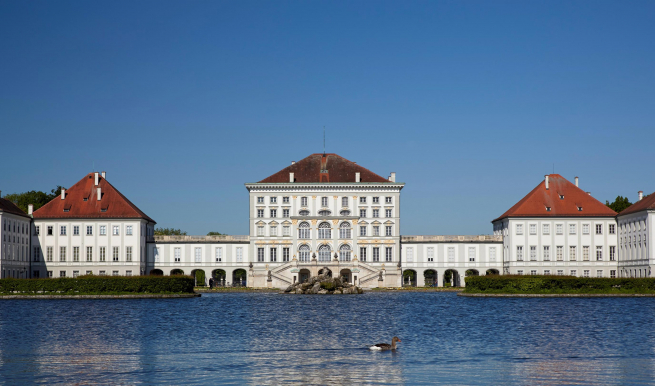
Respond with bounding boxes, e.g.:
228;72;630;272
33;173;155;222
258;153;390;183
493;174;617;222
0;198;30;218
618;193;655;216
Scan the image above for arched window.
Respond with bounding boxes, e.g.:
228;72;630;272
339;244;351;261
339;222;351;239
298;244;310;262
318;222;331;239
298;222;310;239
318;244;331;262
340;210;351;216
318;210;331;217
299;209;310;216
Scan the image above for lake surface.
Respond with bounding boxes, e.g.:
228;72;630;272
1;292;655;385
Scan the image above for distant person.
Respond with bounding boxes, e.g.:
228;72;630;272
209;278;214;289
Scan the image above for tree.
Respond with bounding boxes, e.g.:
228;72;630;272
154;228;187;236
207;232;224;236
4;186;64;213
606;196;632;213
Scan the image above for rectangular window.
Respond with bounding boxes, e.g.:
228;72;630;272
385;226;392;236
582;246;589;261
516;224;523;235
60;271;66;278
609;224;616;234
283;226;290;236
257;226;264;236
595;224;603;235
544;270;551;275
489;247;496;262
610;270;616;278
35;226;40;235
283;209;289;218
126;226;133;235
517;270;523;275
582;224;590;234
60;246;66;262
597;270;603;278
174;247;181;262
33;247;40;262
556;246;563;261
301;197;308;206
60;226;66;236
236;247;243;262
270;248;277;262
86;226;93;235
360;247;367;262
321;197;328;206
569;224;576;234
213;248;221;262
113;226;119;236
47;226;53;235
448;247;455;262
385;209;392;218
543;224;550;235
100;247;106;262
113;247;119;262
557;270;564;276
543;246;550;261
73;226;80;236
529;246;536;261
556;224;563;235
385;197;392;204
360;226;367;236
373;247;380;262
469;247;476;262
100;226;106;235
270;209;277;218
583;270;590;278
406;247;413;262
596;246;602;261
283;196;289;204
270;226;277;236
86;246;93;262
283;248;289;262
530;270;537;275
342;197;348;207
73;270;79;278
569;246;576;261
359;197;366;204
372;209;379;218
257;196;264;204
257;248;265;262
427;247;434;262
125;270;132;276
360;209;367;218
112;271;119;276
270;197;277;204
385;247;392;262
73;246;79;262
610;246;616;261
257;209;264;218
373;197;379;204
373;226;380;236
516;246;524;261
47;246;54;261
529;224;536;235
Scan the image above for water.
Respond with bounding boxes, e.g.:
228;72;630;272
1;292;655;385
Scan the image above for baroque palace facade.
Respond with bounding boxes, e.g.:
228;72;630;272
1;153;653;287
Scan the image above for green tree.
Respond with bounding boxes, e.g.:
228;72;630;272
4;186;64;213
154;228;187;236
207;232;224;236
606;196;632;213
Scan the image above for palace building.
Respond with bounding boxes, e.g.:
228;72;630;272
2;154;652;286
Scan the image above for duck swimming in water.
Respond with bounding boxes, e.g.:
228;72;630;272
369;337;401;351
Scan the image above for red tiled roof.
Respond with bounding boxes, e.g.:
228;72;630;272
33;173;156;222
493;174;617;222
258;154;390;183
0;198;30;218
618;193;655;216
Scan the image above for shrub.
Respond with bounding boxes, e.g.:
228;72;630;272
0;275;195;295
464;275;655;294
195;270;206;286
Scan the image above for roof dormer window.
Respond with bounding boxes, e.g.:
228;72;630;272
577;206;583;211
83;198;88;201
101;208;107;213
559;195;564;199
546;207;551;212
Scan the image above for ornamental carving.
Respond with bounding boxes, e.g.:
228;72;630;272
333;196;338;199
332;220;339;225
292;219;298;225
293;196;297;199
352;220;358;225
311;219;317;225
312;196;317;199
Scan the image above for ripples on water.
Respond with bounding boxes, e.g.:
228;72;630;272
1;293;655;385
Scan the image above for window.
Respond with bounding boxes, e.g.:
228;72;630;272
342;197;348;207
174;248;181;262
595;224;603;235
154;247;160;263
318;244;331;262
257;226;264;236
126;226;133;235
489;247;496;262
546;207;551;212
301;197;308;206
257;248;265;262
530;246;536;261
340;210;351;216
73;226;80;236
257;196;264;204
373;247;380;262
60;247;66;262
339;222;351;239
609;246;616;261
100;226;106;235
583;246;589;261
360;226;367;236
126;270;132;276
610;270;616;278
583;270;590;278
318;210;331;216
360;209;367;218
60;271;66;278
359;197;366;204
373;197;379;204
556;224;563;235
270;226;277;236
257;209;264;218
373;226;380;236
516;224;523;235
236;247;243;262
299;209;310;216
113;247;119;262
33;247;40;262
298;222;310;239
212;247;221;262
86;226;93;235
113;226;119;236
299;245;310;262
544;270;551;275
516;246;523;261
609;224;616;234
406;247;414;262
569;224;576;234
340;245;352;261
517;270;523;275
283;209;289;218
321;197;328;206
569;246;576;261
559;194;564;199
384;226;392;236
385;197;392;204
556;246;563;261
372;209;379;218
112;271;119;276
529;224;536;235
385;209;392;218
283;226;290;236
283;196;289;204
60;226;66;236
427;247;434;262
530;270;537;275
557;270;564;276
448;247;455;262
270;209;277;218
283;248;289;262
543;246;550;261
360;247;367;262
318;222;331;239
597;270;603;278
100;247;106;262
73;247;79;262
270;248;277;262
385;247;392;262
543;224;550;235
73;270;79;278
582;224;590;234
596;246;603;261
270;197;277;204
86;247;93;262
469;247;476;262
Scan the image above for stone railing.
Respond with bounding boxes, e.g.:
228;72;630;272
153;235;250;243
401;235;503;243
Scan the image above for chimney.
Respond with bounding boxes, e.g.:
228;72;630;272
291;161;295;165
575;177;579;187
639;191;643;201
289;172;294;183
390;172;396;183
28;204;33;215
94;172;99;186
97;187;102;201
545;175;549;190
355;172;361;183
61;188;66;200
101;171;106;179
586;192;591;196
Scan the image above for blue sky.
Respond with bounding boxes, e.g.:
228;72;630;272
1;1;654;235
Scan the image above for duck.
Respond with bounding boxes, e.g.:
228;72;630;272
369;337;401;351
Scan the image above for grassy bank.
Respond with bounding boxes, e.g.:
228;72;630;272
0;276;195;296
371;286;463;292
195;287;280;293
464;276;655;295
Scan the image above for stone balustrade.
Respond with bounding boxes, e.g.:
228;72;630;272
153;235;250;242
401;235;503;243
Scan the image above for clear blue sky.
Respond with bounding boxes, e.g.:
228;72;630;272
1;1;654;236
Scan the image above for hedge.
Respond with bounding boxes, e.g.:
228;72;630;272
0;275;195;295
464;275;655;294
